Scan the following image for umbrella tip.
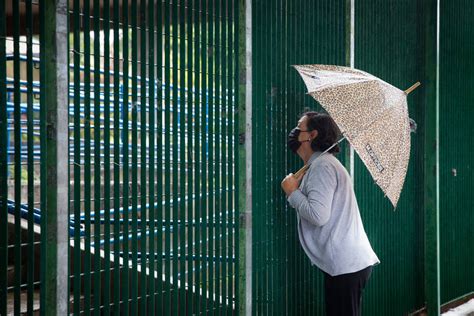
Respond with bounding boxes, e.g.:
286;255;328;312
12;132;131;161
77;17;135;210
404;81;421;95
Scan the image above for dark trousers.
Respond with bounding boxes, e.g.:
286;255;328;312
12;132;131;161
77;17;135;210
324;265;373;316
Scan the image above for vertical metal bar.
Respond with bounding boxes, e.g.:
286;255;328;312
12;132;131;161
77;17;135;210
13;0;21;313
236;0;245;312
112;0;122;312
103;0;112;312
222;1;234;315
39;0;46;312
230;0;235;306
244;0;253;313
227;0;235;312
130;0;139;312
235;0;242;312
26;0;36;313
268;0;273;313
349;0;355;180
193;1;201;312
178;0;186;312
72;0;82;313
93;0;102;313
214;0;221;310
207;0;215;312
254;0;260;314
41;0;69;314
148;0;156;312
220;0;226;310
257;0;264;311
140;0;148;312
164;0;172;313
200;0;208;313
0;0;7;312
186;0;194;313
223;1;229;311
122;0;130;312
221;0;228;311
220;2;226;313
423;0;440;314
344;0;355;178
83;0;92;313
172;0;179;313
156;0;163;312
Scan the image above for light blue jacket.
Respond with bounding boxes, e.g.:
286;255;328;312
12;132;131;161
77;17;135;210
288;151;380;276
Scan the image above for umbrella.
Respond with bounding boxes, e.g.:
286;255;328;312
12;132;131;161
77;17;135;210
293;64;420;208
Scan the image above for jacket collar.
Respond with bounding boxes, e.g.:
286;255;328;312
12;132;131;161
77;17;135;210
307;151;323;165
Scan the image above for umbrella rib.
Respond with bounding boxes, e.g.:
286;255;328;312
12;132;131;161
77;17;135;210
305;78;378;95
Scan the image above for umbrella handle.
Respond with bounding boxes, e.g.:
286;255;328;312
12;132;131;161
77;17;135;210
404;82;421;95
293;164;310;179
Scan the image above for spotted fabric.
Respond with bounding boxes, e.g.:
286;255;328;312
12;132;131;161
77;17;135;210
294;64;411;208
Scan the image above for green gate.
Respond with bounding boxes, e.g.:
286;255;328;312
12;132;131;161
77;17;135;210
2;0;474;315
1;0;240;314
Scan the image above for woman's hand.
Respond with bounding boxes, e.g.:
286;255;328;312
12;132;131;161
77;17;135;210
281;172;304;196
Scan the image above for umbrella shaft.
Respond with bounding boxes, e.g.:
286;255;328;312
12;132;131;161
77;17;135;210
323;136;347;155
292;136;347;178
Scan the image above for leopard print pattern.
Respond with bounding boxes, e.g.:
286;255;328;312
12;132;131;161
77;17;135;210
294;64;411;208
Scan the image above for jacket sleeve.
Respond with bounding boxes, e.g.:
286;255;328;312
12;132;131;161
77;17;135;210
287;163;337;226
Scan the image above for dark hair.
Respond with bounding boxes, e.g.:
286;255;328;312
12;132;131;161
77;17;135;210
302;111;341;154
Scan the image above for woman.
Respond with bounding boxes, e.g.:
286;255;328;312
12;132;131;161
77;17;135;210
281;111;379;316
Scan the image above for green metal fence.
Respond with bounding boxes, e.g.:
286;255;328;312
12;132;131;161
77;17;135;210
1;1;43;315
1;0;239;314
2;0;474;315
439;0;474;305
250;0;347;314
354;1;425;315
68;0;240;314
249;0;471;315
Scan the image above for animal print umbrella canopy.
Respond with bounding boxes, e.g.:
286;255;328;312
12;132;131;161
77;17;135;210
294;64;416;208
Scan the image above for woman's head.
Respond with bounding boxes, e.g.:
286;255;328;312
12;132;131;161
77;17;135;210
298;111;341;154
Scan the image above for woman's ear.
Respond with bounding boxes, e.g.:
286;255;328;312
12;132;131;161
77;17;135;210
311;129;318;140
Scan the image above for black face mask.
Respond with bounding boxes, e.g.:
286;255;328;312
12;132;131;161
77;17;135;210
288;127;313;153
287;127;302;153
